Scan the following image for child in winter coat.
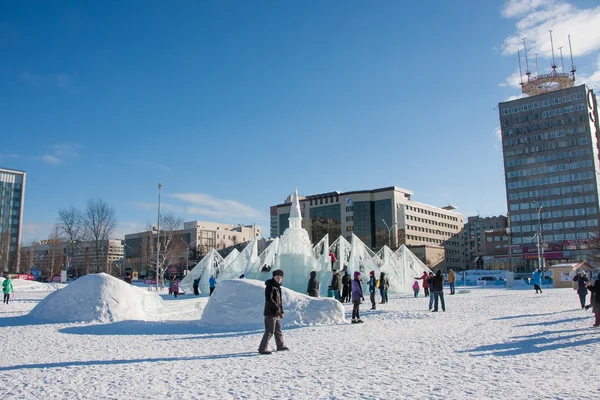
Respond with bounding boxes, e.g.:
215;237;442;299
171;280;179;298
351;271;365;323
2;275;13;304
413;280;420;298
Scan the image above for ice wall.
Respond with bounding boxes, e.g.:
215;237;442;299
179;249;224;295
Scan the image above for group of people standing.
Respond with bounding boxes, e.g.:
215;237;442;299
191;275;218;296
415;270;447;312
573;269;600;327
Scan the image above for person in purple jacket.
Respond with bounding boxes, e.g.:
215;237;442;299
351;271;365;324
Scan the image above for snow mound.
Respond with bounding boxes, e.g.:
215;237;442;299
29;273;166;323
199;279;345;329
0;277;64;292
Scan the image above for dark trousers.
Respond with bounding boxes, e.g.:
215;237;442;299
173;291;178;298
434;291;445;311
534;284;542;293
258;316;284;352
449;282;455;295
352;301;361;320
210;287;215;295
3;294;9;304
579;292;587;309
370;291;376;309
380;289;388;303
193;286;199;296
424;287;429;297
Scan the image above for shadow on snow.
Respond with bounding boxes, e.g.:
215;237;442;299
459;328;600;357
0;352;260;372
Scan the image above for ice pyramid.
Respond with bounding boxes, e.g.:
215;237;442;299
179;248;224;295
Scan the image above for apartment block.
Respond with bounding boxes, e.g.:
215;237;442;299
0;167;26;272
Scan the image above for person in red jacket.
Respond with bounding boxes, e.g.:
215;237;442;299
415;272;430;297
329;251;337;269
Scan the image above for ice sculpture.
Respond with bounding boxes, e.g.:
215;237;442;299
179;248;224;295
183;188;432;296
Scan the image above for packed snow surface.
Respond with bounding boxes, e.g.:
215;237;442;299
200;279;345;328
0;277;64;291
28;273;172;323
1;286;600;399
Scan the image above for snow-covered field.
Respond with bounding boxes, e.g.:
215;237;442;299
1;284;599;400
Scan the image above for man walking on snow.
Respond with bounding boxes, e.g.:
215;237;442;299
258;269;289;355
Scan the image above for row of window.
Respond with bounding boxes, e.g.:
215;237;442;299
507;172;595;189
504;115;588;136
511;219;599;233
404;205;459;222
501;93;586;115
511;207;598;222
406;235;446;245
505;141;587;159
507;160;593;179
509;195;597;210
505;136;589;148
405;215;459;230
503;104;587;129
308;196;340;206
508;184;596;200
406;225;456;238
512;231;595;244
506;148;590;167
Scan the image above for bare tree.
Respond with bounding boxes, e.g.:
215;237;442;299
82;198;117;273
19;242;38;273
58;206;83;274
156;213;184;287
46;226;64;279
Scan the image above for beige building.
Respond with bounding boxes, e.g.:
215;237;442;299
20;239;124;277
271;186;466;272
124;221;261;277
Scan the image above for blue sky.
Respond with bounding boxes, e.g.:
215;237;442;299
1;0;599;243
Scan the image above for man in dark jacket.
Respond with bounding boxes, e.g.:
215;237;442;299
258;269;289;355
573;270;589;309
307;271;320;297
192;278;200;296
341;270;351;303
330;269;341;301
431;270;446;312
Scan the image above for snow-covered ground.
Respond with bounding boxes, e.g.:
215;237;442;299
1;285;599;399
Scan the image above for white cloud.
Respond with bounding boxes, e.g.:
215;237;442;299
502;0;548;18
40;143;81;165
495;127;502;141
170;193;264;220
0;153;19;160
500;0;600;89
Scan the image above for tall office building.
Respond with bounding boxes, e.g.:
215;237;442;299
270;186;466;272
499;74;600;268
0;167;26;272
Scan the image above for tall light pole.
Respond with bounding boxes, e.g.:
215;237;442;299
156;183;162;291
382;219;397;249
180;238;197;276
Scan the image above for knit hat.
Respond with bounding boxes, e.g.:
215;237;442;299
273;269;284;277
354;271;361;278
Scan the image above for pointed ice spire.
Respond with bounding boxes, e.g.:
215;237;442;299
288;188;303;229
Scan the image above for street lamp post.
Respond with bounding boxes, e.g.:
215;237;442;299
382;219;398;249
180;238;197;276
536;206;544;273
156;183;162;291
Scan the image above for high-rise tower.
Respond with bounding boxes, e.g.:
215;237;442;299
0;167;26;272
498;37;600;269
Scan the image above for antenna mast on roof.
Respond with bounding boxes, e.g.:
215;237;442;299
522;38;531;77
534;53;540;75
568;34;576;79
558;47;565;73
549;30;557;71
517;49;524;86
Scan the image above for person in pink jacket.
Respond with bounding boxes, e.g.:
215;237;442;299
412;280;420;298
